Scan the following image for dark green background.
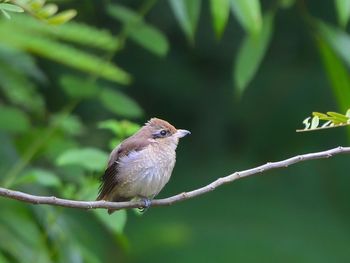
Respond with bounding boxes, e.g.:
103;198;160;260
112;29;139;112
1;0;350;262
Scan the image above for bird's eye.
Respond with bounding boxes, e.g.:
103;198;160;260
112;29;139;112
160;129;167;136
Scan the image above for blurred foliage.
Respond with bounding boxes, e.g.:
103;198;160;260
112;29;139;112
0;0;349;262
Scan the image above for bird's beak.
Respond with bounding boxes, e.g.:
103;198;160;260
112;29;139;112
175;129;191;138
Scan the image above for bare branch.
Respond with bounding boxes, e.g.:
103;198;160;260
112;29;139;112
0;146;349;211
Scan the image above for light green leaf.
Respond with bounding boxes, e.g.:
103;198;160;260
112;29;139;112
327;112;349;123
56;148;109;171
168;0;201;43
0;3;24;13
0;105;30;133
14;168;61;188
0;9;11;19
46;9;77;25
98;119;140;136
60;75;99;98
302;117;311;129
36;3;58;18
210;0;230;39
316;32;350;112
230;0;262;35
234;13;273;94
108;4;169;56
94;209;127;235
335;0;350;28
310;116;319;129
99;88;143;118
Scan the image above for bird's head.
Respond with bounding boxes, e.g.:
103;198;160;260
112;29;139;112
144;118;190;146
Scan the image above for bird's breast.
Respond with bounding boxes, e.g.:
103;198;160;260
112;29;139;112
116;143;176;198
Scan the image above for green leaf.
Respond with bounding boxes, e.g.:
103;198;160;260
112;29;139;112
46;9;77;25
108;4;169;56
50;113;85;136
98;119;140;137
0;3;24;13
60;75;99;98
318;21;350;68
316;32;350;112
210;0;230;39
310;116;319;129
0;25;131;84
234;13;273;94
0;105;30;133
128;24;169;57
168;0;201;43
36;3;58;18
56;148;109;171
11;15;120;51
230;0;262;35
0;9;11;19
327;111;349;123
335;0;350;28
99;88;143;118
94;209;127;235
14;168;61;188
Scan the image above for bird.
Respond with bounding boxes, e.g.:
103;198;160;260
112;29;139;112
97;117;190;214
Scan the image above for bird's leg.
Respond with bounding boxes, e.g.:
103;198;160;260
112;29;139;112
137;196;152;213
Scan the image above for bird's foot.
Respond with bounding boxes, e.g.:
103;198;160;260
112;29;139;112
138;197;152;213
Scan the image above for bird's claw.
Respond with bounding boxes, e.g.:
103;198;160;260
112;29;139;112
138;198;151;213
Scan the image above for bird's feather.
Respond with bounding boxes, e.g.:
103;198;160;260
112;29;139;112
96;132;152;201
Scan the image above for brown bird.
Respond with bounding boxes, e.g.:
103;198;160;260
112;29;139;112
97;118;190;214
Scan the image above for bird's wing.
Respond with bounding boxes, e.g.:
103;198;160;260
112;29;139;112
96;136;151;201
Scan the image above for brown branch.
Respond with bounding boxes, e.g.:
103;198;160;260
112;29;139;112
0;146;349;211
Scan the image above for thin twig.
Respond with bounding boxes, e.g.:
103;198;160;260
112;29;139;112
0;146;349;211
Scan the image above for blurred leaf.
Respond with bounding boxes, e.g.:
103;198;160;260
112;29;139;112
0;252;9;263
0;44;46;114
279;0;295;9
94;209;127;235
11;15;120;51
56;148;108;171
0;105;30;133
50;113;85;136
108;4;169;56
98;119;140;137
99;88;143;118
60;75;99;99
318;21;350;68
234;13;273;94
168;0;201;43
230;0;262;35
0;9;11;19
335;0;350;28
0;203;51;262
14;168;61;188
46;9;77;25
75;176;127;234
316;34;350;112
0;24;131;84
0;3;24;13
36;3;58;18
210;0;230;39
